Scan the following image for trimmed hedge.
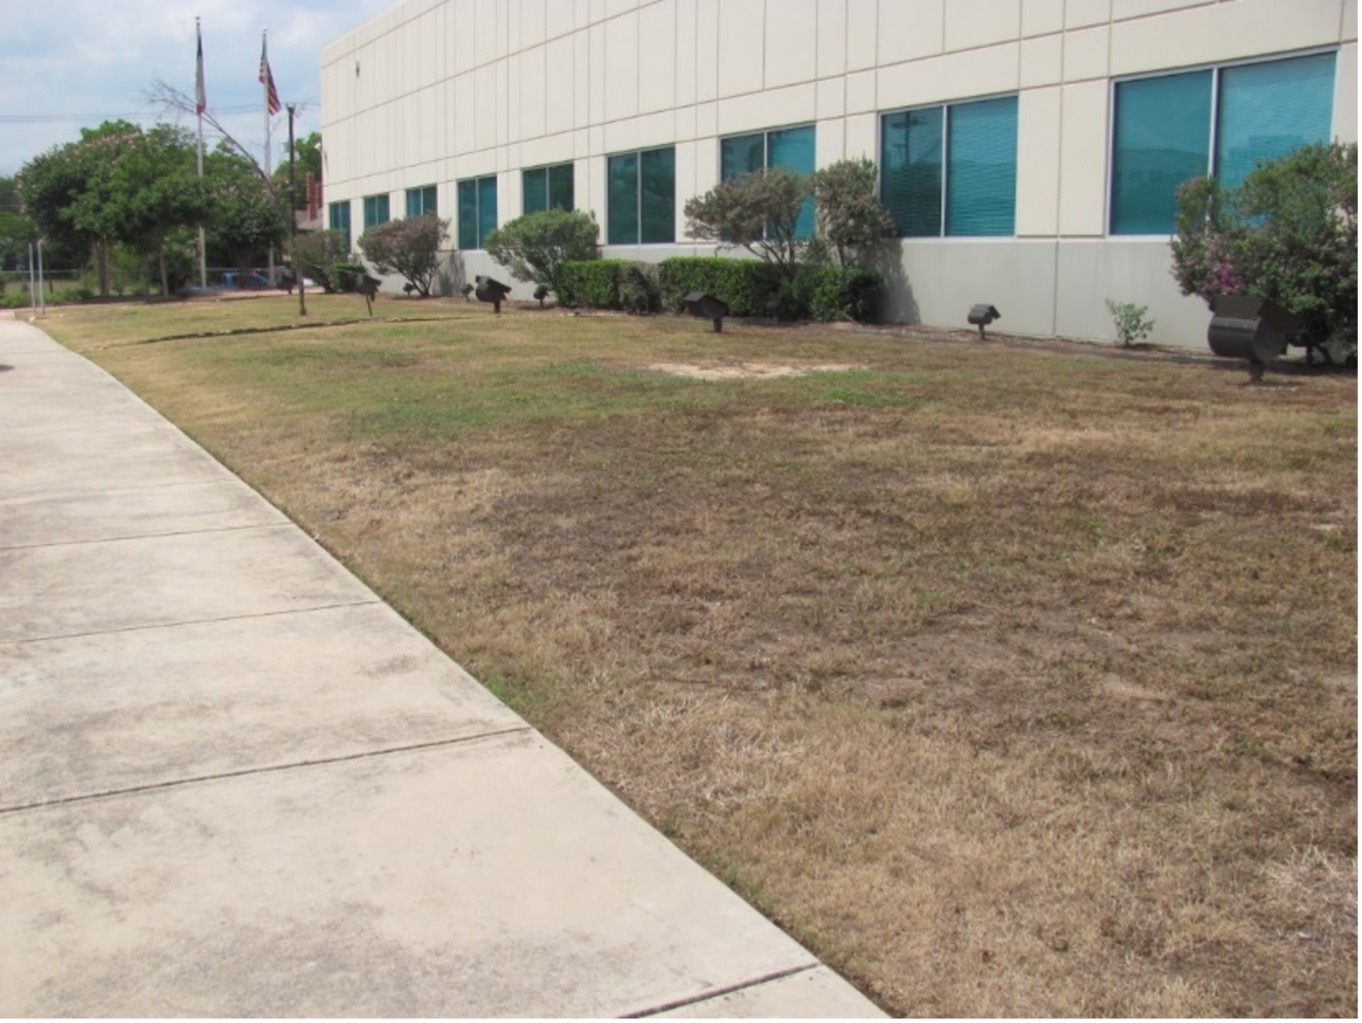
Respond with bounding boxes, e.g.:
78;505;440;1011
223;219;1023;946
656;257;782;317
557;256;882;323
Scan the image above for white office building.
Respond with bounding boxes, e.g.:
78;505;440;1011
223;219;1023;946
320;0;1357;347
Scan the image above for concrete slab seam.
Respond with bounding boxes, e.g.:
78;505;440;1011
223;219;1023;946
624;963;820;1018
0;599;382;647
0;521;295;553
0;725;535;816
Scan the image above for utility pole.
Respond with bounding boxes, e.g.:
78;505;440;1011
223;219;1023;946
288;103;306;316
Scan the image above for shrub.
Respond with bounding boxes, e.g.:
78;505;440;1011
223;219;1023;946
1171;141;1357;363
683;168;810;276
1105;299;1155;347
485;209;599;295
332;263;368;293
558;259;634;309
290;230;352;294
2;291;28;309
801;265;882;322
358;214;450;297
811;158;895;266
656;257;783;316
52;286;93;303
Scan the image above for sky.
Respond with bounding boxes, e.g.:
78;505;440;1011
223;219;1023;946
0;0;393;178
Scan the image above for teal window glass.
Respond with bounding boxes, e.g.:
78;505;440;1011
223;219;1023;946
457;177;496;248
405;185;436;218
720;134;765;180
548;163;574;212
362;193;390;229
946;96;1018;236
768;125;816;237
880;107;944;237
1111;71;1212;235
477;177;497;245
608;148;674;244
720;125;815;237
328;201;351;250
523;163;575;215
639;147;675;244
523;168;548;214
457;180;477;249
607;153;638;245
1217;52;1335;190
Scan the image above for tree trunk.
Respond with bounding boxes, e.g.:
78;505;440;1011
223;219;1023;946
158;240;169;297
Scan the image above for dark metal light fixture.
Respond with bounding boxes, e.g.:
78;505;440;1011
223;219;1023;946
1207;293;1301;383
967;304;1001;340
683;291;729;333
474;275;512;314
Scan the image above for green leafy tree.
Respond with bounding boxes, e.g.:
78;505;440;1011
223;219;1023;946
1171;141;1357;362
113;125;213;294
0;176;38;273
358;213;450;296
19;121;146;296
811;158;894;266
203;145;289;272
683;167;810;277
484;209;600;295
272;131;322;211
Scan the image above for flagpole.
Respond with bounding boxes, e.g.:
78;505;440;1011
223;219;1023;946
263;29;275;286
196;16;207;289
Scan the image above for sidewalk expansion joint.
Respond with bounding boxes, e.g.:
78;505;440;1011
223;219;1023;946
0;521;293;552
0;600;381;646
0;726;534;816
624;962;820;1017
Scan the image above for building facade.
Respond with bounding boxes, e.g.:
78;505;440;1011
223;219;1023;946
320;0;1357;347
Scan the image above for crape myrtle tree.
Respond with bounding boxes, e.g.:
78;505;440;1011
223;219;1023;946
358;213;451;297
683;166;809;277
0;176;39;274
1171;140;1357;363
19;121;146;297
290;229;352;293
484;209;600;296
810;157;895;266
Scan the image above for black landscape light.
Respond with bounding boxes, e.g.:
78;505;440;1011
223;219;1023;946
357;273;381;316
474;275;512;314
1207;293;1301;383
683;291;729;333
967;303;1001;340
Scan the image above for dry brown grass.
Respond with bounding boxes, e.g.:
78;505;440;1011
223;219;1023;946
37;294;1357;1016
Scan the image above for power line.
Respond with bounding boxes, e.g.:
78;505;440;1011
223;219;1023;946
0;104;312;124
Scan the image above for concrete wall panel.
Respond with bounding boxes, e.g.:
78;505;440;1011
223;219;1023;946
878;0;943;66
1056;80;1108;236
765;0;818;88
717;0;764;97
639;1;678;113
1015;86;1061;237
944;0;1022;52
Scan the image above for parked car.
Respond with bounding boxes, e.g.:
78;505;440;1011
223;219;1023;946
220;270;271;290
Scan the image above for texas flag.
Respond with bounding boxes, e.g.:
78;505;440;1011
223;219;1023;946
195;23;206;115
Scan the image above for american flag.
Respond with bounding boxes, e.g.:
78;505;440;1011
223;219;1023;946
259;37;281;116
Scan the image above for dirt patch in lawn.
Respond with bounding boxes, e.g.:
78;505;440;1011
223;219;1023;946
648;360;864;380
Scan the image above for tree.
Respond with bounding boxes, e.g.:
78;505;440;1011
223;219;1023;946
19;122;145;296
273;131;322;211
0;176;38;273
113;125;213;294
811;158;894;266
204;145;289;272
484;209;599;294
683;167;810;277
290;229;352;293
1171;141;1357;362
358;214;450;296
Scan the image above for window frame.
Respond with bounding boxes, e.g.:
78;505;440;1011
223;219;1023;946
606;146;676;246
362;193;390;230
522;162;575;215
1107;48;1338;237
878;93;1019;239
405;185;437;218
328;200;351;251
718;123;817;238
457;175;498;249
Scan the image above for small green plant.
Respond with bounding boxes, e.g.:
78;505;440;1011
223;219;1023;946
1105;299;1155;347
484;209;600;296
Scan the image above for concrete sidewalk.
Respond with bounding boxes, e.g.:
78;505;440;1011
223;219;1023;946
0;320;884;1018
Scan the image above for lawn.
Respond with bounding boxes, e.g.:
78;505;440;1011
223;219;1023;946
33;293;1357;1016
